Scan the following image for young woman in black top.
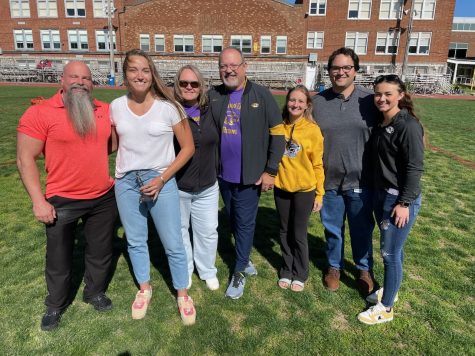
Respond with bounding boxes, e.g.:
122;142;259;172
358;75;424;325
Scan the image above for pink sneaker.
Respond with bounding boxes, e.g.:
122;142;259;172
177;295;196;326
131;288;152;320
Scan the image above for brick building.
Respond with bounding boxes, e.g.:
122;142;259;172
0;0;457;88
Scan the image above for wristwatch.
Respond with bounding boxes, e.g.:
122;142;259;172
398;201;410;208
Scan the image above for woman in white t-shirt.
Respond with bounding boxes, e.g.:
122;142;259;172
110;49;196;325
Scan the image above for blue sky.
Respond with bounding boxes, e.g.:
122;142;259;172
455;0;475;17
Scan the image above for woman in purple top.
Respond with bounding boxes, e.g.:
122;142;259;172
173;65;220;291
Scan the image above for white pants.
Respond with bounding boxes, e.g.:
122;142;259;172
179;181;219;280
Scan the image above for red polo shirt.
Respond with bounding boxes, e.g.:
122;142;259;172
17;91;114;199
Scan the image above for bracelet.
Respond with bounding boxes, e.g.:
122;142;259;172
159;176;166;185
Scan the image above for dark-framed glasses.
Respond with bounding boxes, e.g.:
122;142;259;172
178;80;200;89
329;65;355;73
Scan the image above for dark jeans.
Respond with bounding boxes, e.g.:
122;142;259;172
274;188;315;282
320;188;375;271
218;178;261;272
45;188;118;311
374;190;422;307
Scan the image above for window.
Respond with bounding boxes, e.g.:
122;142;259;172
348;0;371;19
65;0;85;17
449;42;468;59
95;30;116;51
307;31;324;49
10;0;30;17
139;34;150;52
174;35;194;53
40;29;60;50
452;22;475;31
309;0;326;15
409;32;431;54
260;36;271;54
14;29;33;50
37;0;57;17
413;0;436;20
230;35;252;54
68;29;88;50
202;35;222;53
154;35;165;52
379;0;402;19
93;0;114;18
276;36;287;54
345;32;368;54
375;32;399;54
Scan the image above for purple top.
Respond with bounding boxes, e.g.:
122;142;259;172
184;104;200;125
220;88;243;183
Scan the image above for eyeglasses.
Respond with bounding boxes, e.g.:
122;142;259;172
219;62;244;71
178;80;200;89
329;65;355;73
374;74;401;85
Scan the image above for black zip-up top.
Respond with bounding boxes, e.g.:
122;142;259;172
175;106;220;192
370;108;424;203
208;80;285;185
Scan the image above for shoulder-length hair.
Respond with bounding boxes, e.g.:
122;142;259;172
173;64;208;110
282;85;316;125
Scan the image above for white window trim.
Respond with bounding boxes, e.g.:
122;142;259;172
375;31;400;55
173;35;194;53
260;35;271;54
68;29;88;51
10;0;31;18
276;36;287;55
348;0;372;20
201;35;223;54
408;32;432;55
93;0;114;18
14;29;34;50
40;29;61;51
378;0;403;20
413;0;436;20
306;31;324;49
64;0;86;18
230;35;253;54
154;34;165;52
95;30;116;52
139;34;150;52
308;0;326;16
37;0;58;18
345;31;369;54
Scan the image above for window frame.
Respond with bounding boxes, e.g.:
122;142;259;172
306;31;324;49
345;31;369;54
14;29;34;50
64;0;86;18
201;35;223;54
413;0;436;20
37;0;58;18
308;0;326;16
40;29;61;50
275;36;287;55
173;35;194;53
10;0;31;18
139;34;150;52
230;35;252;54
95;29;116;51
378;0;403;20
260;35;271;54
154;34;165;52
67;29;89;51
348;0;372;20
408;32;431;55
375;31;400;55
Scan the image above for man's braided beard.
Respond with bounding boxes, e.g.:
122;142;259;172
64;85;96;138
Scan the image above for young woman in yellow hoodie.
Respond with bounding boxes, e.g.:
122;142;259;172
272;85;325;292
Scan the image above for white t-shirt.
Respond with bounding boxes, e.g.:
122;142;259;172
110;95;182;178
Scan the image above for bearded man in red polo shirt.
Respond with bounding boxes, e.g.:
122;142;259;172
17;61;118;331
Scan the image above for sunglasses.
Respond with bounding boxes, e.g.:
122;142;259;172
178;80;200;89
374;74;401;85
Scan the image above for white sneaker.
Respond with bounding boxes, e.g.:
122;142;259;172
358;302;394;325
366;288;399;304
205;277;220;291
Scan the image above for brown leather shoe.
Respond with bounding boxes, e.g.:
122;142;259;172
324;267;340;291
358;270;375;294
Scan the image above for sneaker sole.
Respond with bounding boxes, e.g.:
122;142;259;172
358;315;393;325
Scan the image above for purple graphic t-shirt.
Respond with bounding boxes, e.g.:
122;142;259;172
220;88;243;183
184;104;200;125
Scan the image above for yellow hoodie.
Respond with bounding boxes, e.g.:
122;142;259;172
271;117;325;203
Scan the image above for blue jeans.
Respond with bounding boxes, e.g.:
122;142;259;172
115;170;188;290
320;189;375;271
219;178;261;272
179;181;219;280
374;190;422;307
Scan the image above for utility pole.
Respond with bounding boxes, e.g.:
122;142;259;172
401;0;416;81
106;0;115;86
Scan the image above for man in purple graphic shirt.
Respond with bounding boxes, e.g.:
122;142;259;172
209;47;285;299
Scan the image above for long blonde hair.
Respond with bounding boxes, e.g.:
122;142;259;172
173;64;208;110
282;85;315;125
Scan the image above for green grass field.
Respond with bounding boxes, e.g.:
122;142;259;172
0;86;474;355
